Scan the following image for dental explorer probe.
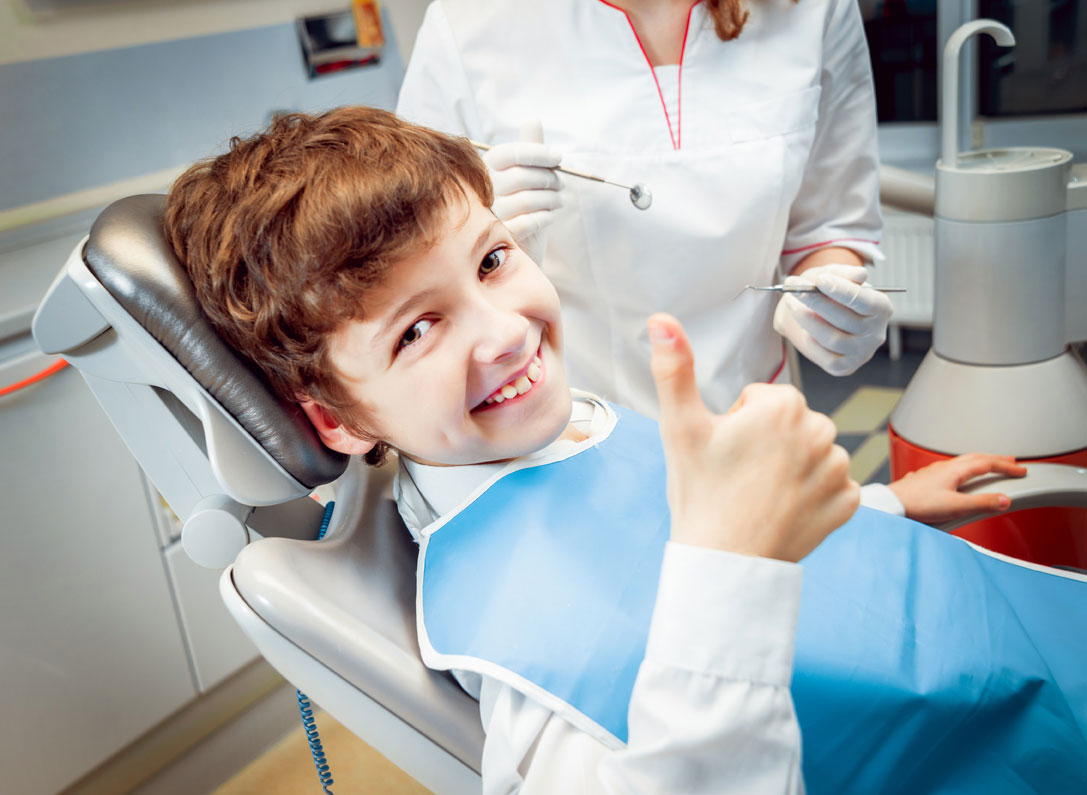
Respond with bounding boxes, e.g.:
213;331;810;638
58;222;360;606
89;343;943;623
745;284;906;293
469;140;653;210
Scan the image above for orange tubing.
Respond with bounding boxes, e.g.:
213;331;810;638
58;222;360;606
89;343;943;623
0;359;69;398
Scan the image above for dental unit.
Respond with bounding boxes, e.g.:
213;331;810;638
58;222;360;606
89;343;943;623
888;20;1087;572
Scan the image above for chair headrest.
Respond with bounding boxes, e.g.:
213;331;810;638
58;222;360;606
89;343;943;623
84;194;349;489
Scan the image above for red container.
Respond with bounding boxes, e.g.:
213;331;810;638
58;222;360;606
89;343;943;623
888;424;1087;570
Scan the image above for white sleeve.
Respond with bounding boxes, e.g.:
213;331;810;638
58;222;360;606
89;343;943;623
475;542;805;794
860;483;906;516
396;1;481;138
780;0;883;273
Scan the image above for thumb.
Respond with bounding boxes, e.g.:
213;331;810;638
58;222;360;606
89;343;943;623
648;313;708;437
519;119;544;144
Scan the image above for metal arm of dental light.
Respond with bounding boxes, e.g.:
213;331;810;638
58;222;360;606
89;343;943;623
879;164;935;217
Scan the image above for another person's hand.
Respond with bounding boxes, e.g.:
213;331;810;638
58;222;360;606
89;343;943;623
888;454;1028;524
482;120;563;264
648;312;859;563
773;263;894;376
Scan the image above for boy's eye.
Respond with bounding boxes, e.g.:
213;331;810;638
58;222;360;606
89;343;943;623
398;318;434;351
479;246;508;276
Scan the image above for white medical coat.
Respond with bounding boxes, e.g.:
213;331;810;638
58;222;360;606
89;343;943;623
395;393;901;793
397;0;883;418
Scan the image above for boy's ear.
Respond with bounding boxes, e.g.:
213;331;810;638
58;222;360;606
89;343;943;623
299;400;376;456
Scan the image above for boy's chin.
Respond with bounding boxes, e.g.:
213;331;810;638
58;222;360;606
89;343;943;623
404;391;574;467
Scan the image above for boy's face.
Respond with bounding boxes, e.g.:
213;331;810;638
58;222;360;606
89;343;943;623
303;191;573;466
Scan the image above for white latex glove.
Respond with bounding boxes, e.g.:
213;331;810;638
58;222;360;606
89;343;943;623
482;120;563;264
772;263;894;376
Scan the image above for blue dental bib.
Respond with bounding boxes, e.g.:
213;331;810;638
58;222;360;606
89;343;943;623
417;405;1087;793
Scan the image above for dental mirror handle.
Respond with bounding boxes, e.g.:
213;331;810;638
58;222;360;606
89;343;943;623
745;284;907;293
469;139;651;209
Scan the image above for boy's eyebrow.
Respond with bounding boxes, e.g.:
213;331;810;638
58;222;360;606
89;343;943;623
378;218;503;343
471;219;503;262
382;287;442;340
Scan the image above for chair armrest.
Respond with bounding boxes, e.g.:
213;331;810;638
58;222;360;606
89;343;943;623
936;463;1087;532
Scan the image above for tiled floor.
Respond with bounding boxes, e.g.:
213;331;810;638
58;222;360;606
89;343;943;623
214;707;429;794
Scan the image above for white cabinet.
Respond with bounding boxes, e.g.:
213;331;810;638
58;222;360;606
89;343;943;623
165;542;260;692
0;230;258;794
0;347;197;795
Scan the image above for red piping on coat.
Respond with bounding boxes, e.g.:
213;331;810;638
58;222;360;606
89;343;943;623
596;0;700;150
781;237;881;257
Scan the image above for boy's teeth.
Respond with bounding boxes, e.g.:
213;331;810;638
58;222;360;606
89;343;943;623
482;357;545;406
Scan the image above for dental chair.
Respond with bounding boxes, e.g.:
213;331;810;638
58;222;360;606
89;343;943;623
31;195;1087;795
32;194;483;794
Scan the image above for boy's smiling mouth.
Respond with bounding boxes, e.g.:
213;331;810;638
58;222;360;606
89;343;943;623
474;350;545;411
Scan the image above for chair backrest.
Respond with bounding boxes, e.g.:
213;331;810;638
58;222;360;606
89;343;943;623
34;195;351;563
32;194;486;777
83;194;349;489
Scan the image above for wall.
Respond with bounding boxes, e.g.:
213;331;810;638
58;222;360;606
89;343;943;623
0;1;425;214
1;0;430;66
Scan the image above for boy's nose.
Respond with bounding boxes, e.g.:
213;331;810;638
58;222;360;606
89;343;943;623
472;305;530;364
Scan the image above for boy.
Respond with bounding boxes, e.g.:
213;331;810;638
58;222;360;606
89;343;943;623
164;107;1086;793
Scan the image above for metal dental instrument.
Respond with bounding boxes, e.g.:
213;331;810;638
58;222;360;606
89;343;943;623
745;284;907;293
470;140;652;210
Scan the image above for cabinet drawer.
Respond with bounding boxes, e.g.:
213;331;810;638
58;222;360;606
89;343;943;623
0;351;196;795
165;541;260;692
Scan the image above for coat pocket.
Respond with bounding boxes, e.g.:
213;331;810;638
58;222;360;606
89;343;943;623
726;85;822;144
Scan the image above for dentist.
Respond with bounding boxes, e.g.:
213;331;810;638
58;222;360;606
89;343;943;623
398;0;893;417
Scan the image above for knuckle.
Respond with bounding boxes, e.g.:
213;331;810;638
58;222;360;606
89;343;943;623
780;384;806;408
818;414;838;445
846;480;862;509
830;444;851;475
740;383;769;405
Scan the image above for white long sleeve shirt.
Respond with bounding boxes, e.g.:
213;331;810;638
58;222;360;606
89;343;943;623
395;394;901;793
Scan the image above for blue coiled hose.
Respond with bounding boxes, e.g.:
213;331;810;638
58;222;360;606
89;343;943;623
297;500;336;794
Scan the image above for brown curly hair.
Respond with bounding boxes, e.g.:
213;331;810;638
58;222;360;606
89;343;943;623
706;0;800;41
706;0;751;41
163;106;493;465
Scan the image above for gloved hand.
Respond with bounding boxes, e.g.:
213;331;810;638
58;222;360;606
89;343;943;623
482;120;563;264
772;263;894;376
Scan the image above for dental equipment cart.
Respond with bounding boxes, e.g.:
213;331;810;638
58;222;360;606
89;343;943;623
888;20;1087;571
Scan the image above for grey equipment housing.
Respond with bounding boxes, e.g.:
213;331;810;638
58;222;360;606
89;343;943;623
891;20;1087;459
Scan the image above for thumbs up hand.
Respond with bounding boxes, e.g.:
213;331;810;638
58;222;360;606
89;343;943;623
648;313;859;562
